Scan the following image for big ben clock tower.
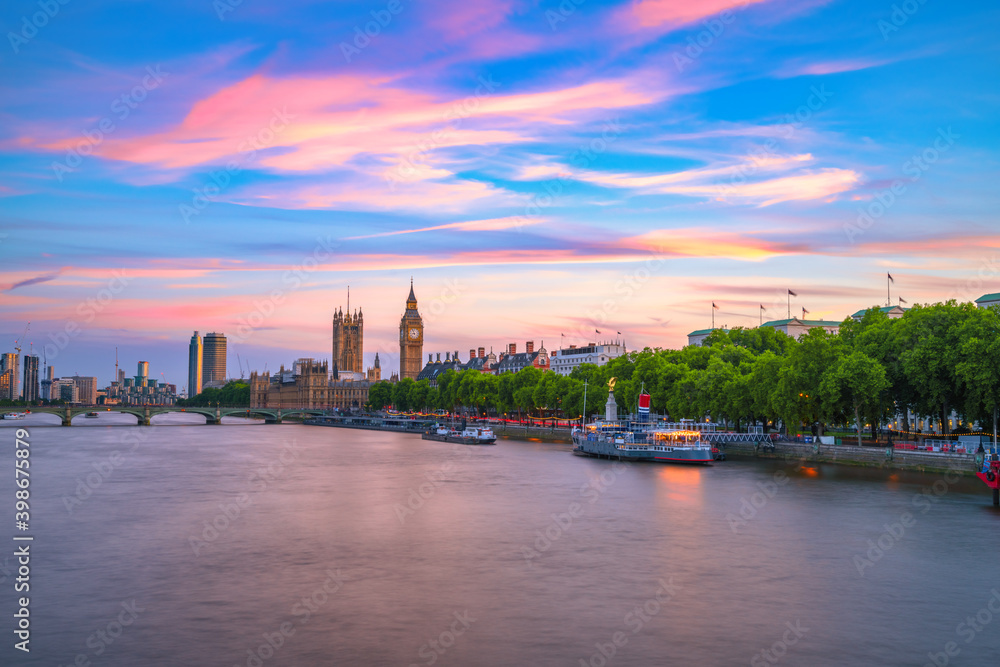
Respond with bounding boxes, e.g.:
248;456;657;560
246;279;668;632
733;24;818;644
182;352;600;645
398;279;424;380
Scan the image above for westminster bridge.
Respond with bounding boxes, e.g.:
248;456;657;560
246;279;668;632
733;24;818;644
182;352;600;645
15;405;327;426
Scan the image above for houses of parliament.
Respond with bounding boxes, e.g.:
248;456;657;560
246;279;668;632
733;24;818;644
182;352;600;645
250;281;424;410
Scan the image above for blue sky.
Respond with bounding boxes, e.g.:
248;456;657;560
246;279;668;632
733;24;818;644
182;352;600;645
1;0;998;388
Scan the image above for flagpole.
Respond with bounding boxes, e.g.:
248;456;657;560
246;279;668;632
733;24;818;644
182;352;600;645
787;291;790;319
887;274;890;307
712;303;715;330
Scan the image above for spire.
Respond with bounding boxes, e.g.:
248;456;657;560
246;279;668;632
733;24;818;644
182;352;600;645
407;277;416;304
374;352;380;368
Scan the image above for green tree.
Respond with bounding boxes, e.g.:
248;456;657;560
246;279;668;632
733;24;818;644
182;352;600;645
821;350;890;446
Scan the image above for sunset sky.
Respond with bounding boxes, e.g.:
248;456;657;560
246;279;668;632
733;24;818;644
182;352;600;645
1;0;998;387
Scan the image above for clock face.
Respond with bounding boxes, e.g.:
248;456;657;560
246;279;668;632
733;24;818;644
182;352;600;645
408;327;420;340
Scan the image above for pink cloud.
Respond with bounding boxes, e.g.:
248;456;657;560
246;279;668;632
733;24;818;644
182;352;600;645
628;0;772;28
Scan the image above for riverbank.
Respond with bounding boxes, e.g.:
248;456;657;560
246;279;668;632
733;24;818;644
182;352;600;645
721;440;979;476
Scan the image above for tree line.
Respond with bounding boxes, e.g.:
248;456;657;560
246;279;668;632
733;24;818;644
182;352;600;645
367;301;1000;442
178;381;250;407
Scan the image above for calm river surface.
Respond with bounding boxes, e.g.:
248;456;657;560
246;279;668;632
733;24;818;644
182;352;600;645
1;412;999;666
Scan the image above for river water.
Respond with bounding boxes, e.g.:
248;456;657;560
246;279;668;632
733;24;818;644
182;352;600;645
1;413;999;666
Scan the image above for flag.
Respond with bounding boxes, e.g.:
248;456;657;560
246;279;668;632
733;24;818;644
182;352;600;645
788;289;797;297
561;333;565;337
760;304;765;310
888;273;894;283
713;302;720;310
595;329;601;334
616;331;621;334
899;297;908;304
802;307;810;316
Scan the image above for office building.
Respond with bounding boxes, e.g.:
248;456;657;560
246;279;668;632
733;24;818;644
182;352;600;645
1;352;18;401
550;341;626;376
188;331;203;397
22;355;39;402
203;332;227;387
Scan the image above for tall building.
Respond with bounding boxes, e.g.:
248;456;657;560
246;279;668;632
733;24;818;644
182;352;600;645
366;352;381;382
71;376;97;404
40;365;54;400
22;355;39;402
188;331;203;397
1;352;19;401
203;332;227;387
332;304;364;378
398;280;424;380
137;361;149;381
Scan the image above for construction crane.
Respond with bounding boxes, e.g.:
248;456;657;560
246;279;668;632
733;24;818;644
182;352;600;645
237;353;245;379
13;322;29;355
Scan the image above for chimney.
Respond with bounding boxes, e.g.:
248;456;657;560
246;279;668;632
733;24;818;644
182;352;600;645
470;349;476;361
478;347;485;358
428;354;433;363
526;341;534;354
454;350;459;362
445;351;450;361
509;343;516;355
436;353;441;362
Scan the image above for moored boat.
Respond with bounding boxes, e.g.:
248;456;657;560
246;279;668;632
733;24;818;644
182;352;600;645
976;449;1000;506
3;412;26;420
85;411;99;418
422;425;497;446
572;423;714;464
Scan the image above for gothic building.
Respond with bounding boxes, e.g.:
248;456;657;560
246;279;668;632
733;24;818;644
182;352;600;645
398;280;424;380
366;352;381;382
332;304;363;378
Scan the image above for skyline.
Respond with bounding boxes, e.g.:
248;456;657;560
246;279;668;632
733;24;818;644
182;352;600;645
2;0;999;386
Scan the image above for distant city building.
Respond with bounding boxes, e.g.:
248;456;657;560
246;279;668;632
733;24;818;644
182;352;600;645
551;341;626;375
71;376;98;404
975;293;1000;309
760;318;839;339
250;358;376;410
494;341;550;374
55;380;79;404
137;361;149;380
332;304;364;378
687;328;728;347
850;305;907;321
188;331;203;397
0;352;18;401
203;332;227;387
366;353;381;382
398;280;424;380
40;365;54;400
22;355;39;402
417;351;465;385
463;347;498;373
